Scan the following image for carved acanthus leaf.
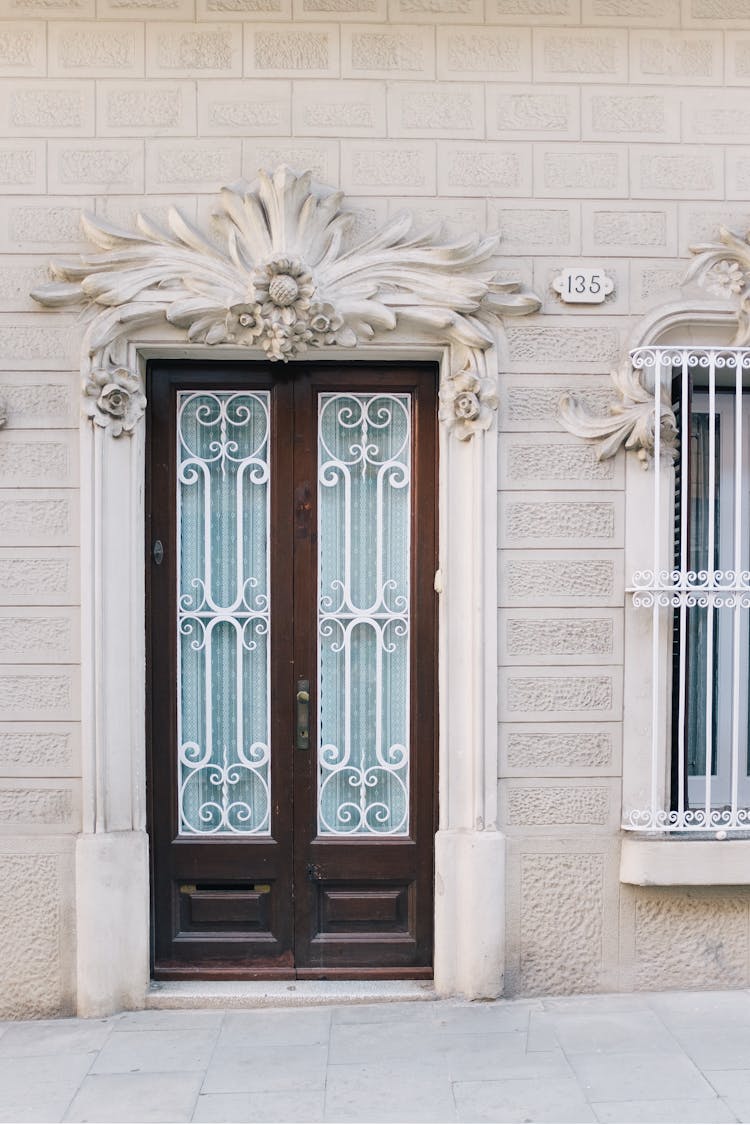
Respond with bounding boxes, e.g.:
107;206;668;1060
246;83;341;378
31;165;540;438
558;360;678;468
0;395;6;430
684;225;750;344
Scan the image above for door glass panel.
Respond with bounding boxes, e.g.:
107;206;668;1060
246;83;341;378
177;391;271;835
317;393;411;836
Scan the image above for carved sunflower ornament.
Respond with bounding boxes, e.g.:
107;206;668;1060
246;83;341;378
31;165;540;439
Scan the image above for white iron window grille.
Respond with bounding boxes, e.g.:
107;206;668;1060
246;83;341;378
626;346;750;834
317;392;411;836
176;391;272;836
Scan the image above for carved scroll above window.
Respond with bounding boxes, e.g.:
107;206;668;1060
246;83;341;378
31;165;540;439
684;225;750;344
559;358;678;469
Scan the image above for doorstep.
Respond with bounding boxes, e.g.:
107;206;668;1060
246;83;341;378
145;979;437;1009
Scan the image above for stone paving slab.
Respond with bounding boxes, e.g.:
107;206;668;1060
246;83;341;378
1;990;750;1121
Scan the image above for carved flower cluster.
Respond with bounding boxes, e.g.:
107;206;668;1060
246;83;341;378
228;256;322;361
438;366;498;441
84;366;146;437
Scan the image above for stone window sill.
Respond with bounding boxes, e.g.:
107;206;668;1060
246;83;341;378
620;836;750;886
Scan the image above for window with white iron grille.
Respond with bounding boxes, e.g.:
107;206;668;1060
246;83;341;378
625;346;750;834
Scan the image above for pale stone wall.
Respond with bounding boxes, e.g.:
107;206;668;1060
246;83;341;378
1;0;750;1015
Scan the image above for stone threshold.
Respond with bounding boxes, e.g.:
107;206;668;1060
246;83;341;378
145;979;437;1010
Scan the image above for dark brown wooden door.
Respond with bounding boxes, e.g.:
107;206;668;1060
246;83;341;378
147;360;437;979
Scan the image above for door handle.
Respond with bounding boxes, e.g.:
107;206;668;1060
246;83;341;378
296;679;310;750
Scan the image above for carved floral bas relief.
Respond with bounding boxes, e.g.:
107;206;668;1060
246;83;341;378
30;165;541;440
558;225;750;467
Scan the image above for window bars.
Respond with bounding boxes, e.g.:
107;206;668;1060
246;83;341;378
625;346;750;834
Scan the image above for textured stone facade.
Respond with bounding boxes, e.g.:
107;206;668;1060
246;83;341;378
0;1;747;1016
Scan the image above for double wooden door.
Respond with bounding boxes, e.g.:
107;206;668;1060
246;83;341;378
146;361;437;978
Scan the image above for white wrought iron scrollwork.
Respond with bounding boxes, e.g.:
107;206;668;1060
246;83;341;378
30;165;541;440
317;393;411;836
177;391;271;836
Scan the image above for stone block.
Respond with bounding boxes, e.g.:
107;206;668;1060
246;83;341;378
388;83;483;139
487;85;580;142
200;0;290;16
488;202;581;255
0;259;53;310
196;78;290;135
247;23;338;77
727;34;750;85
500;433;623;490
631;144;723;200
500;665;622;722
147;22;241;77
0;608;80;664
537;257;627;315
341;140;435;196
534;145;627;199
486;0;579;21
48;139;144;195
146;138;241;192
101;0;196;15
0;141;44;195
0;432;78;488
438;142;530;197
505;323;622;373
0;0;92;13
0;665;80;720
0;548;79;605
502;778;621;832
631;888;750;991
499;548;625;607
343;25;433;79
295;0;383;17
243;138;339;183
436;27;531;81
630;259;686;313
631;30;721;84
0;80;95;137
499;721;621;777
0;781;80;834
498;374;614;433
292;80;383;137
0;320;76;369
686;0;750;24
49;22;144;78
0;198;90;252
680;204;750;253
582;0;679;21
97;80;197;137
0;843;76;1019
582;201;677;256
0;374;76;427
726;149;750;200
505;838;620;996
389;0;482;18
533;29;628;83
581;87;680;141
387;196;486;241
0;722;79;776
0;22;45;77
500;491;624;548
682;92;750;143
499;607;623;666
0;490;79;547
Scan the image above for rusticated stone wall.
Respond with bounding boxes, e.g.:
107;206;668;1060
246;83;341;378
2;0;750;1015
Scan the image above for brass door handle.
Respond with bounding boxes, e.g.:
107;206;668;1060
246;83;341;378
296;679;310;750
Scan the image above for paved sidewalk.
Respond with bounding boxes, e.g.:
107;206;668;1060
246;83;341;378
3;989;750;1123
